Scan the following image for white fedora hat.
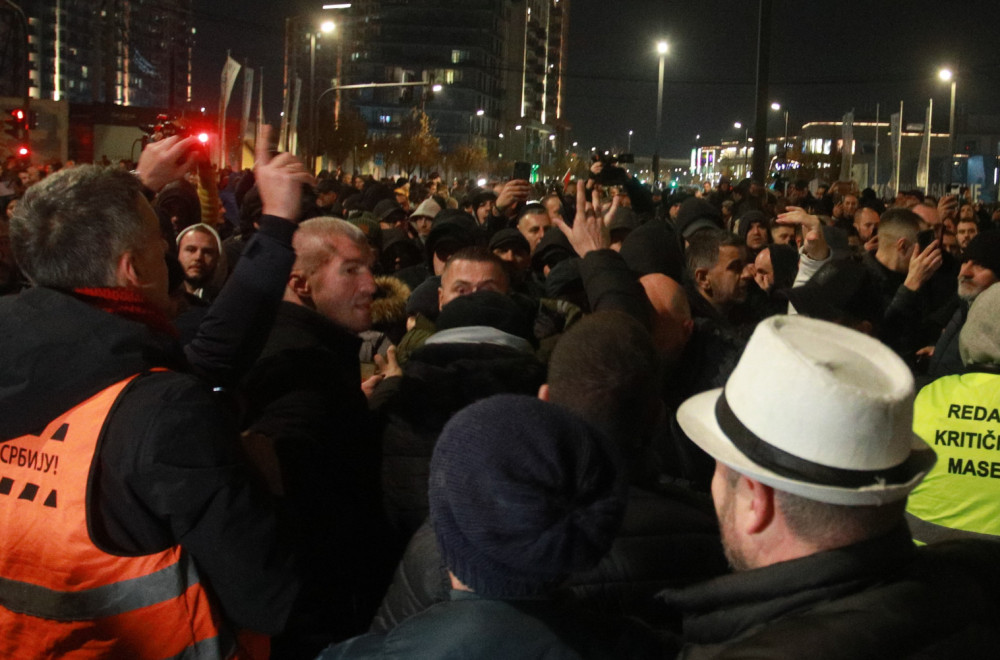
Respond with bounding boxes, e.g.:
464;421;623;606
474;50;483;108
677;315;936;505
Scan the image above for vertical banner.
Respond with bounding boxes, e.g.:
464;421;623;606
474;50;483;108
218;53;242;166
840;111;854;182
916;99;932;191
257;67;265;141
873;103;880;189
289;77;302;156
889;109;901;197
240;66;255;170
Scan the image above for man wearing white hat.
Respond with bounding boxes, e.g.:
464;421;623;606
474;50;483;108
659;315;1000;657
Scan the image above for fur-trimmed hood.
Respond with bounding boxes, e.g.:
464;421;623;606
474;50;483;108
372;275;411;326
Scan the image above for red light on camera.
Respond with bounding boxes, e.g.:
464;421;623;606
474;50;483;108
197;132;209;144
17;146;29;156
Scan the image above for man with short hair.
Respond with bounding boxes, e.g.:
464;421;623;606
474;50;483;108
242;217;392;656
672;229;755;408
686;229;750;316
770;223;796;246
854;206;879;246
176;223;222;299
956;217;979;251
438;246;510;310
0;134;306;657
516;203;552;253
660;315;1000;657
926;231;1000;379
865;207;942;360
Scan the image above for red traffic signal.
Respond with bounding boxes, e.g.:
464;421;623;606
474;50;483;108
4;108;23;140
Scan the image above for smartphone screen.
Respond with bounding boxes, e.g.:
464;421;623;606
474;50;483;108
513;161;531;181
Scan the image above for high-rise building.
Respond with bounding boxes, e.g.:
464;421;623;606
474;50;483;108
10;0;193;108
310;0;569;167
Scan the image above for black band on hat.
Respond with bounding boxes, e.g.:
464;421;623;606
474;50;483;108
714;392;927;489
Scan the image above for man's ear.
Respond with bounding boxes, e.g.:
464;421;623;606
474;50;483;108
115;250;141;289
537;383;550;402
742;476;776;536
694;267;711;293
288;270;312;302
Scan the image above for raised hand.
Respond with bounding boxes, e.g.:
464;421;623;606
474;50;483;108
253;125;313;222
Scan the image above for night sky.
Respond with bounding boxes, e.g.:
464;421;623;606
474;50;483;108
192;1;1000;160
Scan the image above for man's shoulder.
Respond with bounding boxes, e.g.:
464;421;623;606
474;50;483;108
258;302;360;362
680;539;1000;659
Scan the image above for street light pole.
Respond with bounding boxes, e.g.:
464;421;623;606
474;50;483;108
469;108;484;146
734;122;748;179
308;21;336;173
628;129;633;152
309;31;317;170
939;68;957;186
655;40;668;186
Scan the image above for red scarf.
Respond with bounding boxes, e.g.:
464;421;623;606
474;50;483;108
73;287;179;338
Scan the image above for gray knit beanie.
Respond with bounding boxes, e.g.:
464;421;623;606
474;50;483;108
960;283;1000;366
429;395;626;598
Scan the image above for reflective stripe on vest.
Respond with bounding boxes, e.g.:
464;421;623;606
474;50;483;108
0;373;241;659
905;511;1000;544
907;372;1000;543
0;549;200;620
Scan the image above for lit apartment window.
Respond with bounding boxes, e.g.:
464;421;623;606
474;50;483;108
451;49;469;64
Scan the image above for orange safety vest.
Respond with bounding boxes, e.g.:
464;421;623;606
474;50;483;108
0;373;268;659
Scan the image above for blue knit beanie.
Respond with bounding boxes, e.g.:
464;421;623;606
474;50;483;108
429;394;626;598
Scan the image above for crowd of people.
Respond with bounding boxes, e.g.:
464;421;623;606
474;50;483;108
2;131;1000;659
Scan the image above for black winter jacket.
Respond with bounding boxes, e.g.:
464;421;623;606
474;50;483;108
242;301;393;650
374;340;545;540
658;525;1000;659
370;484;728;635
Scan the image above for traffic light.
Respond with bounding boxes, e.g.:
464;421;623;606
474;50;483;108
4;108;23;140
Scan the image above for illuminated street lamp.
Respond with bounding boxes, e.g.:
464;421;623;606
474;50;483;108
654;40;669;185
628;129;633;152
939;67;957;182
734;122;749;178
469;108;485;144
771;101;789;154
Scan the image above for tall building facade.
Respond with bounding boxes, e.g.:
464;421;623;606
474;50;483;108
299;0;569;166
12;0;193;108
